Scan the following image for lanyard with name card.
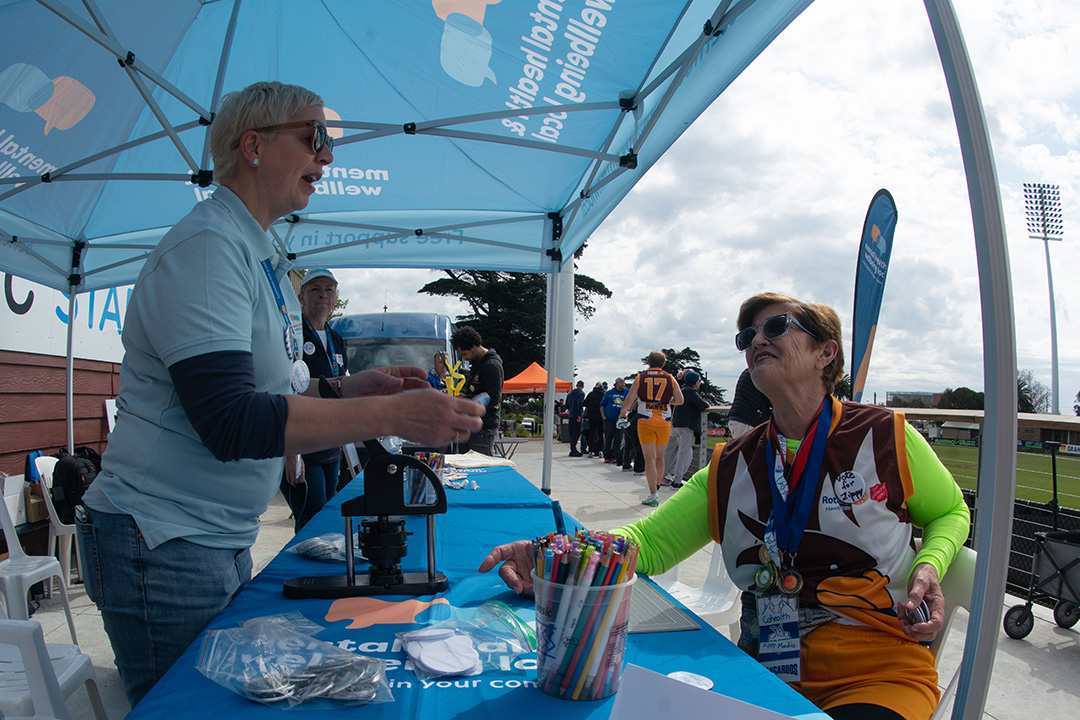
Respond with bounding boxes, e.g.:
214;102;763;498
755;396;831;683
260;258;309;393
304;318;341;377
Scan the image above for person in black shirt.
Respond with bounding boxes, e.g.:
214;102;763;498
729;367;773;437
565;380;586;456
452;325;504;455
582;382;606;457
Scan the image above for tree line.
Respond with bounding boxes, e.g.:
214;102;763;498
887;368;1060;413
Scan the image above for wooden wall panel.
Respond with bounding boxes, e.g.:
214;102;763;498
0;351;118;476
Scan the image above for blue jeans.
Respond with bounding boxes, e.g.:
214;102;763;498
281;459;339;531
76;507;252;707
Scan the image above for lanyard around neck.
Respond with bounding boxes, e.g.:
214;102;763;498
764;397;832;555
259;258;298;362
305;318;339;377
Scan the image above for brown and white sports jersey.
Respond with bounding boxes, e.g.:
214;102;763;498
634;368;675;426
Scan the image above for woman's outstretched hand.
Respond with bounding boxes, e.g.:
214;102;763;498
477;540;536;597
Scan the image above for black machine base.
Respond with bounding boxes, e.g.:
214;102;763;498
283;572;449;599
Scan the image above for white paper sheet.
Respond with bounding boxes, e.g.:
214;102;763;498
608;664;832;720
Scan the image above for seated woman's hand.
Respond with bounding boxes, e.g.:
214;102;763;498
898;562;944;642
478;540;536;597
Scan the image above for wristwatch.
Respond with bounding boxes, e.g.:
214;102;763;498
319;376;343;399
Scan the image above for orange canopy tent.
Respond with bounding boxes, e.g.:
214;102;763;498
502;362;572;394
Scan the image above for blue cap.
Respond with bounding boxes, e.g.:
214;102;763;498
684;370;701;385
300;268;337;289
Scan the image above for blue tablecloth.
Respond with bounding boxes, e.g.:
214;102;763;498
128;465;825;719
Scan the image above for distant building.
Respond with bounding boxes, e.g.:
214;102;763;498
886;391;940;407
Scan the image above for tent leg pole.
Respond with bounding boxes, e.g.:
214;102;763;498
924;2;1017;719
66;290;76;454
542;265;559;495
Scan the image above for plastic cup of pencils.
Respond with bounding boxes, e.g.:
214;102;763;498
531;569;637;700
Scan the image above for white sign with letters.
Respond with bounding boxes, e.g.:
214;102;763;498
2;274;128;362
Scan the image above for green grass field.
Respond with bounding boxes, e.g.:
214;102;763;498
706;436;1080;508
930;445;1080;507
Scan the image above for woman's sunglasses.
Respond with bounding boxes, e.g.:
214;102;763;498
735;312;818;351
236;119;334;154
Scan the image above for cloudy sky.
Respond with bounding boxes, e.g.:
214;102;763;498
335;0;1080;411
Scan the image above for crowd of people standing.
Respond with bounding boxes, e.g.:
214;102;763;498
562;353;775;507
565;350;707;506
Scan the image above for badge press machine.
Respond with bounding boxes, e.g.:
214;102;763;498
284;379;449;599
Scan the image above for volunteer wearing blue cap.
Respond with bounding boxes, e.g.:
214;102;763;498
280;269;349;531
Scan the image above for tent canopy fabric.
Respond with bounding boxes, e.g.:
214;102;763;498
502;362;571;394
0;0;813;293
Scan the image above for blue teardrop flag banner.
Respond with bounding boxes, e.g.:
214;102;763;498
851;189;897;403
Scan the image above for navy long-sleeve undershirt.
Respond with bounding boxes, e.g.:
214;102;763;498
168;350;288;462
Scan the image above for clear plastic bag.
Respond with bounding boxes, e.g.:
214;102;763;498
197;620;393;708
397;600;536;680
285;533;364;563
241;612;324;638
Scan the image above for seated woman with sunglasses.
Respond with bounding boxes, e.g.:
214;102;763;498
78;81;485;707
480;292;969;720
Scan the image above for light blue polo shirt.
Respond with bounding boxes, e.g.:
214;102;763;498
83;186;298;550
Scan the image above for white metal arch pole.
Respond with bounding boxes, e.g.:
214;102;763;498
924;2;1018;720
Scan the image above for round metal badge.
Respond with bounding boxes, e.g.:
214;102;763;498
291;359;310;393
758;544;772;565
755;564;776;591
778;569;804;597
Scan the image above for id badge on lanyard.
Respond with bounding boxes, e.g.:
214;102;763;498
756;397;832;683
260;258;309;393
756;592;801;682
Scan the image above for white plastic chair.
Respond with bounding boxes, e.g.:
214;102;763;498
652;549;740;627
32;457;82;588
0;476;77;645
104;399;118;434
923;542;977;720
0;617;107;720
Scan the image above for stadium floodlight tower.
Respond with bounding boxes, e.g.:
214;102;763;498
1023;183;1064;414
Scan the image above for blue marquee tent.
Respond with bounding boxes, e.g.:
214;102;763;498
0;0;817;291
0;2;1016;718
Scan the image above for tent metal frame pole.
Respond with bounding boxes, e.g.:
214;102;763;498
202;0;244;169
0;120;204;201
65;289;76;454
36;0;211;119
541;216;561;495
924;2;1017;719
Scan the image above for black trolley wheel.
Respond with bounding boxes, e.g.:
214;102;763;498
1004;605;1034;639
1053;600;1079;629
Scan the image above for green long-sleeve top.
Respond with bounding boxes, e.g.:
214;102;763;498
613;422;969;584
